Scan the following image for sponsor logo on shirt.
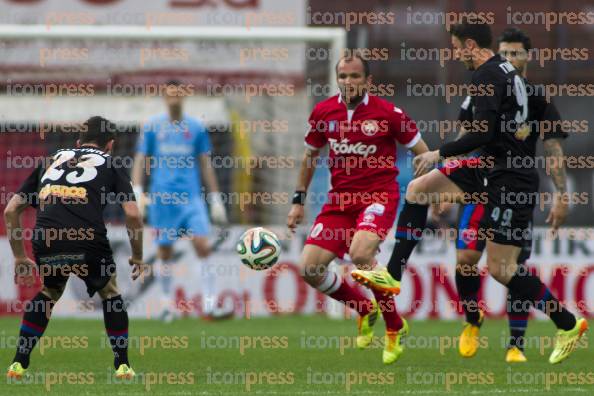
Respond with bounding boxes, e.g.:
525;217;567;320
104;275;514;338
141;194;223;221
328;138;377;158
361;120;379;136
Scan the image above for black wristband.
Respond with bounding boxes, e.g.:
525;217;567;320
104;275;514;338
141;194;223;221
292;191;306;205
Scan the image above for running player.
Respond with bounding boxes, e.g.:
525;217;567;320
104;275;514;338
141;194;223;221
5;116;143;379
287;52;429;364
452;27;571;362
132;80;228;321
352;20;587;364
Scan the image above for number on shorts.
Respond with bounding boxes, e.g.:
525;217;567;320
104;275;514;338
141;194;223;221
491;206;513;227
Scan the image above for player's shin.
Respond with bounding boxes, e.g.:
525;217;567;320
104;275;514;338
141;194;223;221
200;255;217;316
13;292;54;369
506;267;575;331
455;267;481;325
315;270;373;317
388;200;428;281
506;275;530;351
102;295;130;369
155;258;175;303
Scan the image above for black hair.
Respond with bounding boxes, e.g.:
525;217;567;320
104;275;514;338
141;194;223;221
497;27;532;51
79;116;117;147
335;50;371;77
166;79;182;87
450;17;492;49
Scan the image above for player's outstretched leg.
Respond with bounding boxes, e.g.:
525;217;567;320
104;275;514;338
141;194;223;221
349;232;407;364
7;289;57;379
455;249;484;358
486;242;588;364
300;245;377;340
99;279;134;379
353;169;465;295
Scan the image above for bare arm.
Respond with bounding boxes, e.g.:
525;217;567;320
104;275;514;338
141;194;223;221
131;152;146;188
4;194;36;286
408;138;429;157
122;201;143;260
4;194;30;260
543;138;568;231
287;148;320;232
122;200;144;280
296;148;320;191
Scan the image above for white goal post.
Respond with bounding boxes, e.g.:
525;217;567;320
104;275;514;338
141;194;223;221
0;24;346;96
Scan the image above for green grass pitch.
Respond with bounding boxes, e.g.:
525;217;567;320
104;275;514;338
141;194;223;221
0;316;591;395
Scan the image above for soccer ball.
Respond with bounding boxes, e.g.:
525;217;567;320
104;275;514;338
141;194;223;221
236;227;281;270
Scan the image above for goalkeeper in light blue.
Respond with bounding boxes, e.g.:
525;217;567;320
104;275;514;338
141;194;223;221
132;79;228;321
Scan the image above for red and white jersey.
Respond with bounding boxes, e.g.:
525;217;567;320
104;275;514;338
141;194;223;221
305;93;420;198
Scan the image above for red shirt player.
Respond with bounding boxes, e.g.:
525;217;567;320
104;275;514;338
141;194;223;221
287;54;428;364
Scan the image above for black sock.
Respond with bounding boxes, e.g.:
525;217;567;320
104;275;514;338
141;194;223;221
14;292;54;369
506;289;529;350
387;200;428;281
507;268;576;331
455;268;481;325
102;295;129;369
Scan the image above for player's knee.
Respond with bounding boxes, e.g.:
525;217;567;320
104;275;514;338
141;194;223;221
405;177;427;202
97;277;120;300
486;256;509;284
299;259;323;286
194;243;211;258
41;285;64;302
158;246;174;261
348;247;373;268
456;251;481;275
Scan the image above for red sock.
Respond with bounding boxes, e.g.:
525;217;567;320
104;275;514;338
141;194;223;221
317;271;372;316
372;290;403;332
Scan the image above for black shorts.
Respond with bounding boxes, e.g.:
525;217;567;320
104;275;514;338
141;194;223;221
482;170;537;247
441;159;536;248
33;249;116;297
456;203;534;262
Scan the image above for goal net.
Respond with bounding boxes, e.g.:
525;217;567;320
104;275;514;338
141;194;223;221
0;25;345;227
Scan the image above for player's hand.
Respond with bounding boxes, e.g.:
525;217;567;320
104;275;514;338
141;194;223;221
209;192;228;225
287;204;304;234
14;257;36;287
129;257;145;281
430;202;445;223
413;150;440;177
546;194;568;234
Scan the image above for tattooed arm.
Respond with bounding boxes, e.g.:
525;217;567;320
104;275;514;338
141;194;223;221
543;138;568;231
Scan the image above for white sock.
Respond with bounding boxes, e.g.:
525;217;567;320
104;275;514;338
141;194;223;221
156;258;175;301
200;255;217;315
315;271;341;295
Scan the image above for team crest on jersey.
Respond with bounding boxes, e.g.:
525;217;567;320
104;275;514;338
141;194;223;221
514;124;530;141
361;120;379;136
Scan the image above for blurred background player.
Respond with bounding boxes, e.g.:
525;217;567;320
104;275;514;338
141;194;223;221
5;116;143;379
450;27;571;363
132;80;228;322
287;53;429;364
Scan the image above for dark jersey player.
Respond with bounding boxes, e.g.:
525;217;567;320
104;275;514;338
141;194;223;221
352;20;587;364
4;116;144;380
448;27;570;363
